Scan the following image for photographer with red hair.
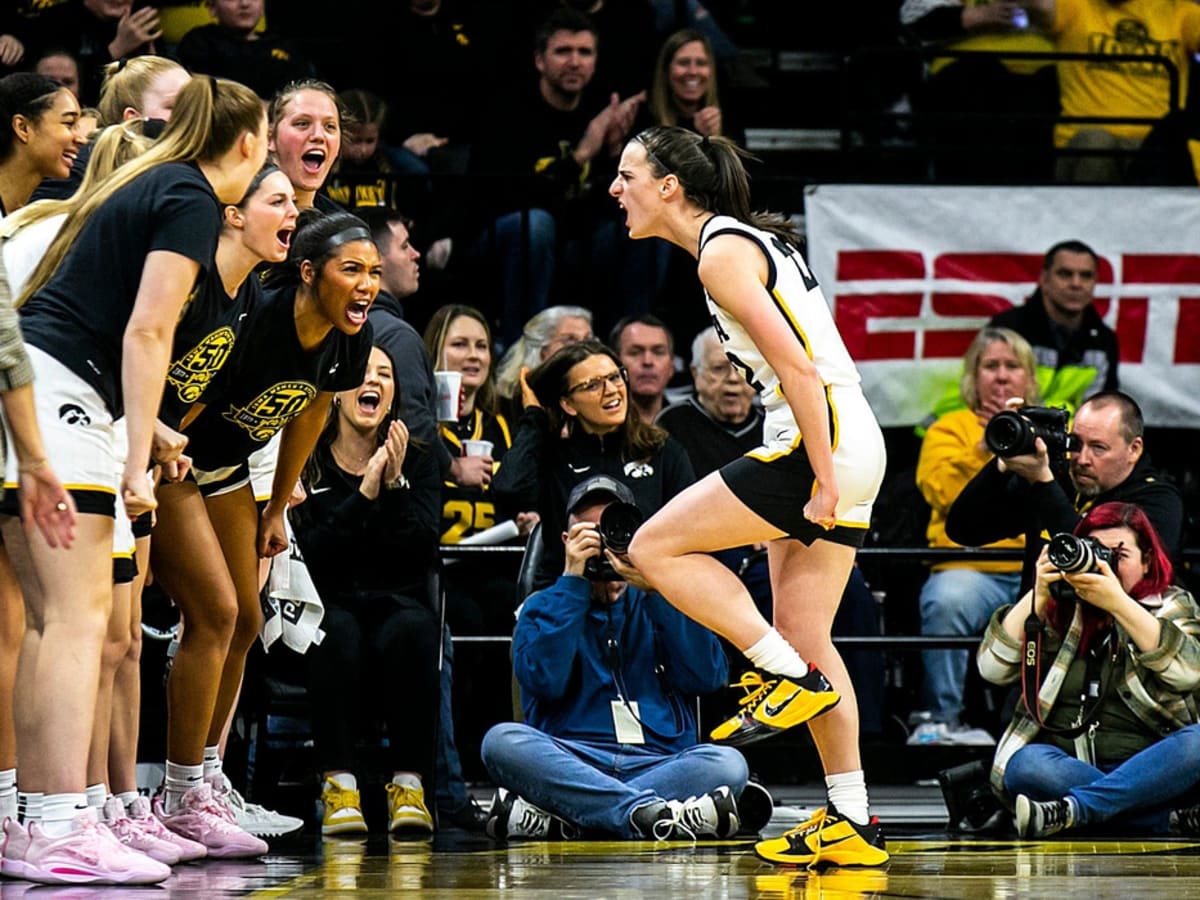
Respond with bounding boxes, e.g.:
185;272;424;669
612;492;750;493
978;501;1200;838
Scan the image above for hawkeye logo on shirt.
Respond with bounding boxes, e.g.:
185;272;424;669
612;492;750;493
166;327;236;403
1088;23;1180;78
222;381;317;442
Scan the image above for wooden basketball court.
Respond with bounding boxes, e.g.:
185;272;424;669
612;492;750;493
3;783;1195;898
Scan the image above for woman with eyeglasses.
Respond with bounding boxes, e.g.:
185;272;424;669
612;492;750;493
492;338;694;593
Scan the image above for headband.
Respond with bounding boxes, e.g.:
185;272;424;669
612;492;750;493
310;225;372;259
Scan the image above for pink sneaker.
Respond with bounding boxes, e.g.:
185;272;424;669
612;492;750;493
8;808;170;885
102;796;180;866
134;797;206;862
2;814;31;875
204;774;238;824
155;784;267;859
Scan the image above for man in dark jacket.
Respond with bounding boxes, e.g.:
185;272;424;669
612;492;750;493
988;239;1119;410
480;475;747;840
947;391;1184;590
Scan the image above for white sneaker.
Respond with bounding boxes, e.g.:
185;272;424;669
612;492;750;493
651;787;740;841
907;720;955;746
218;776;303;837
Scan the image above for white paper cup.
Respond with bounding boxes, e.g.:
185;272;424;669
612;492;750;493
462;439;494;457
434;370;462;421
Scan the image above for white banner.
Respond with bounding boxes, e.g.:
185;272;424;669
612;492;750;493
803;185;1200;427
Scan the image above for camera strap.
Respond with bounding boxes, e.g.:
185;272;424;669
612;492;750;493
1021;613;1116;738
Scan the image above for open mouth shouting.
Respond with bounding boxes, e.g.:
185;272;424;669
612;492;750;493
357;388;381;416
346;298;371;329
301;147;328;178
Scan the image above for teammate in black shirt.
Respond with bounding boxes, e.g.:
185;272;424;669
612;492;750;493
0;76;267;885
148;208;376;854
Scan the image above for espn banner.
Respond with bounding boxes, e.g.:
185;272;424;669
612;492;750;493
803;184;1200;428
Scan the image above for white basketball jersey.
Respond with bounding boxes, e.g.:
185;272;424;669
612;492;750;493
699;214;861;417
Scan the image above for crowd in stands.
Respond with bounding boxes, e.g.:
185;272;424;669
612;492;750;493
0;0;1194;886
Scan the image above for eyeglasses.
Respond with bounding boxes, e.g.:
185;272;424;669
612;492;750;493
567;368;627;396
701;362;735;379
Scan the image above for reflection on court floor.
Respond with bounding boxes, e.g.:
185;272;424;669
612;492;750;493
1;829;1194;899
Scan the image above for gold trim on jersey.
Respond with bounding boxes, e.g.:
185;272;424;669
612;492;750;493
5;482;117;494
769;286;812;360
746;431;802;463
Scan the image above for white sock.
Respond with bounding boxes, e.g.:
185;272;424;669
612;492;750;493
328;772;357;791
41;792;87;838
84;783;107;812
0;768;16;822
202;745;222;780
826;770;869;825
116;790;140;813
391;772;421;790
744;628;808;679
17;791;43;824
164;760;205;813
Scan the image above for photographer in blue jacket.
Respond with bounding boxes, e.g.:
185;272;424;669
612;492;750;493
480;474;750;840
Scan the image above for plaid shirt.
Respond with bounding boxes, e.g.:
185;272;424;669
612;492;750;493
978;585;1200;805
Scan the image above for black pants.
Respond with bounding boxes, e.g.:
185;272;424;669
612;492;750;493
306;593;440;781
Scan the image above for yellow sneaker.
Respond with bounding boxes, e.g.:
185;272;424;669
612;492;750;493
386;782;434;834
321;776;368;835
754;806;889;868
709;666;840;746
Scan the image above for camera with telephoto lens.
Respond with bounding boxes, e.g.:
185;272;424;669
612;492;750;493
1046;533;1114;602
1047;533;1113;574
583;501;644;581
984;405;1076;458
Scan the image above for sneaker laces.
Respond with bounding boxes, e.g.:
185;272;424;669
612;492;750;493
512;801;550;837
1176;805;1200;835
183;787;245;834
324;785;363;816
387;784;427;814
1040;800;1070;833
651;799;702;843
207;778;238;824
788;807;829;870
730;671;777;712
225;784;272;821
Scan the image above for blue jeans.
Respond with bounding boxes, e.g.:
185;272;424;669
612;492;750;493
919;569;1021;722
434;624;469;814
480;722;748;837
1004;726;1200;833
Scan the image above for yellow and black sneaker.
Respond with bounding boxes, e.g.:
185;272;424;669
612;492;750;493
754;806;889;868
709;666;841;746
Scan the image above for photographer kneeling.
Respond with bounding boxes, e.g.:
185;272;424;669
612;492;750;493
978;501;1200;838
480;475;750;840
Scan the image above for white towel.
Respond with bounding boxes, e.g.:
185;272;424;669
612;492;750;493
261;516;325;653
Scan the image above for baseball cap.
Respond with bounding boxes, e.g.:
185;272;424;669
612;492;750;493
566;474;635;515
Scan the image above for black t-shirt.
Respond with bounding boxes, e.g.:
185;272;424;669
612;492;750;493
182;284;372;470
20;162;221;418
159;271;262;430
438;407;513;544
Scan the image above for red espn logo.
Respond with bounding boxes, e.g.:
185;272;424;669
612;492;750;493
833;251;1200;364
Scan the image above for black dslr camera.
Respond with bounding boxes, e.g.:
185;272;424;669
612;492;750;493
1046;532;1114;602
1047;533;1113;574
583;502;644;581
983;405;1076;458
